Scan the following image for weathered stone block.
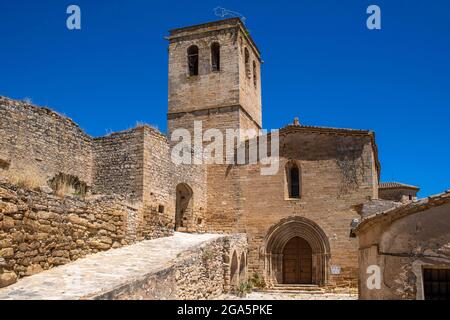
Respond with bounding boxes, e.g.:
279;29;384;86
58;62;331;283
0;272;17;288
1;216;15;230
0;239;11;249
89;240;111;251
48;257;70;266
0;248;14;258
25;264;43;276
0;203;18;215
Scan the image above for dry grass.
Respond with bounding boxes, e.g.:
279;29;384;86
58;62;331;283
54;183;74;197
135;121;158;130
3;170;46;190
1;165;87;198
49;173;87;198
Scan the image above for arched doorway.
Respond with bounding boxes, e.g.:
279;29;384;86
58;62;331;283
263;216;331;286
175;183;193;231
282;237;312;284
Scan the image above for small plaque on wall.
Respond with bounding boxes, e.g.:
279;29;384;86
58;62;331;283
331;266;342;275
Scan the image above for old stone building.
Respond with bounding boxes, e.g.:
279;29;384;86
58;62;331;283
354;191;450;300
1;17;446;298
378;182;419;203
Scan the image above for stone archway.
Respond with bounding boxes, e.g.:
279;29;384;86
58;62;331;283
175;183;193;231
263;216;330;286
239;252;247;282
230;251;239;291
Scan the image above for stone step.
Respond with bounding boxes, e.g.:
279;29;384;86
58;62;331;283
262;290;325;295
275;285;323;290
260;285;326;294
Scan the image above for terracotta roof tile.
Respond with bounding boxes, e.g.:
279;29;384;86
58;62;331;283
354;190;450;234
379;182;419;190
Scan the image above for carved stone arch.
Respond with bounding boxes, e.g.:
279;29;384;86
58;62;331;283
244;47;251;78
230;250;239;290
211;42;221;72
239;251;247;282
262;216;330;286
175;183;193;231
187;45;199;76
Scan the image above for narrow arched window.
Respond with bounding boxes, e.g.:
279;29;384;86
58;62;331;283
187;45;199;76
244;48;250;78
290;166;300;198
253;61;257;87
286;162;301;199
211;42;220;72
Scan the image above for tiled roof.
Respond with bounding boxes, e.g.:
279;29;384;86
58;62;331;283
379;182;419;190
280;124;372;136
354;190;450;234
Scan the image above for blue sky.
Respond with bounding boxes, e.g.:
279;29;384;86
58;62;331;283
1;0;449;197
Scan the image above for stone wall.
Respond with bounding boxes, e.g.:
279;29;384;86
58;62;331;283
91;234;247;300
0;97;204;255
138;204;174;241
356;192;450;300
0;97;93;189
237;28;262;129
92;128;144;201
204;127;379;288
168;107;246;234
0;95;210;286
0;97;207;231
0;180;174;288
168;116;380;289
142;126;207;233
92;125;208;234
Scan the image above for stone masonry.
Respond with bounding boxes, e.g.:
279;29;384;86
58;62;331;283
0;233;247;300
0;180;152;283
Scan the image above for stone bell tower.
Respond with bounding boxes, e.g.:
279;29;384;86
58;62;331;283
166;18;262;138
166;18;263;234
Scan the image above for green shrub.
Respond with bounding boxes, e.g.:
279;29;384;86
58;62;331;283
237;282;253;296
202;249;214;262
249;272;266;289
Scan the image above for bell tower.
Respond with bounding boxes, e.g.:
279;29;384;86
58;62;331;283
166;18;262;138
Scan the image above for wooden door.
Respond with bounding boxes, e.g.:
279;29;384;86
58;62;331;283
283;237;312;284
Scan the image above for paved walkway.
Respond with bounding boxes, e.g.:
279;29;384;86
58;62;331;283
0;233;222;300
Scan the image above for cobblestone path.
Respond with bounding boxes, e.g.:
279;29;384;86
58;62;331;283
0;233;222;300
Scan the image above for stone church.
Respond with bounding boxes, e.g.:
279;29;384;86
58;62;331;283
2;17;434;294
166;17;384;287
